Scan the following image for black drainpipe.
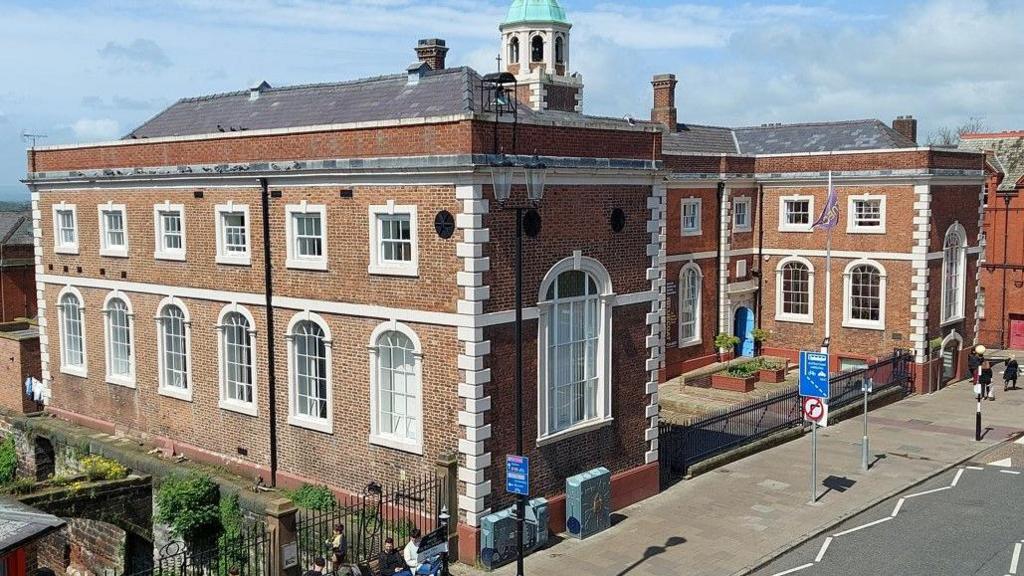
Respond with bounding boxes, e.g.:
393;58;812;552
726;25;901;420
756;183;765;329
260;178;279;487
717;181;725;346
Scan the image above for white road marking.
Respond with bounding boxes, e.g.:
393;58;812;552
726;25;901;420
1015;435;1024;445
891;498;906;517
833;516;893;537
992;458;1014;468
1011;542;1022;574
1000;469;1022;475
815;537;833;562
770;562;815;576
951;468;965;487
905;486;952;499
967;466;985;470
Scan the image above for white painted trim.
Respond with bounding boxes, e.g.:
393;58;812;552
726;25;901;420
841;259;887;331
155;296;193;402
680;197;702;237
215;203;252;266
775;255;815;324
97;202;129;258
846;194;887;234
940;222;967;324
285;311;334;434
663;251;718;263
368;202;419;277
368;321;424;455
153;202;187;261
56;285;88;378
216;303;259;417
52;202;79;255
778;194;815;232
677;262;702;348
732;196;752;232
102;290;136;388
284;202;329;271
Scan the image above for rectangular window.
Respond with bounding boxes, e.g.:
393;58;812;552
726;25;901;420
154;203;186;260
53;204;79;254
681;198;702;236
736;259;747;279
215;204;251;266
848;195;886;233
98;204;128;257
285;204;328;270
733;197;751;232
779;196;814;232
369;204;419;276
978;287;986;319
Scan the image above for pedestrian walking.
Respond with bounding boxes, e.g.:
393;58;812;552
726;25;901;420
968;349;982;385
1005;355;1019;391
981;360;995;400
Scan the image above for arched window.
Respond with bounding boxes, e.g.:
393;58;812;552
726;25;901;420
537;257;613;441
843;260;886;330
287;313;332;433
103;292;134;386
555;36;564;64
58;288;86;376
219;306;256;415
369;323;423;453
156;299;191;399
508;37;520;64
942;223;967;322
531;35;544;62
776;257;813;323
678;263;702;346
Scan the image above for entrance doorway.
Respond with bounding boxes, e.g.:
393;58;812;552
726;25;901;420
941;340;960;385
1010;316;1024;350
734;306;755;357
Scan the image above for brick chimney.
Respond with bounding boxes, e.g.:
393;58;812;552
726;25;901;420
651;74;678;131
892;115;918;144
415;38;449;71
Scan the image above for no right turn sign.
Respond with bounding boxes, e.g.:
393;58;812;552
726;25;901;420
802;396;829;428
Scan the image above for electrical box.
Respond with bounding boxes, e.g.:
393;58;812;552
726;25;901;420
565;467;611;539
479;498;549;570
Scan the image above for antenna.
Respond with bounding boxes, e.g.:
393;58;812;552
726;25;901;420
20;130;48;148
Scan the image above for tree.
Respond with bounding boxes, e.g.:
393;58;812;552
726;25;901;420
927;116;987;147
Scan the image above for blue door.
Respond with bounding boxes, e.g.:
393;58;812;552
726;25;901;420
734;307;755;357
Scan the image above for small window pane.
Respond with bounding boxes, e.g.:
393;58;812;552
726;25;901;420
161;211;183;251
293;213;323;258
379;215;412;263
223;213;248;253
103;211;125;248
160;305;188;389
377;332;418;441
785;200;810;225
58;210;77;246
294;321;328;419
61;293;84;367
223;312;253;403
107;298;131;377
782;262;810;316
854;200;882;228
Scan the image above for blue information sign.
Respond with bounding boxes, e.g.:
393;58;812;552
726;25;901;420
799;351;830;399
506;455;529;496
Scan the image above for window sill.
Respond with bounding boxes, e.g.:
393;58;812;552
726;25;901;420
777;227;813;233
368;264;419;278
776;314;814;325
678;338;702;349
680;230;702;237
733;226;752;234
54;246;79;255
288;414;333;435
158;386;192;402
842;320;885;331
219;400;258;417
846;227;886;235
216;255;252;266
941;315;965;327
105;375;136;389
99;249;129;258
369;433;423;455
60;365;88;378
154;252;187;262
286;258;329;272
537;417;614;448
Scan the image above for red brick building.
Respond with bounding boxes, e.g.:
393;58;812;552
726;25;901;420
0;212;36;322
959;132;1024;349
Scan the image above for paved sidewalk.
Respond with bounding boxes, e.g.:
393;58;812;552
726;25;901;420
454;379;1024;576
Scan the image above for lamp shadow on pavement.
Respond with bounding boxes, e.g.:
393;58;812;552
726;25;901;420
613;536;687;576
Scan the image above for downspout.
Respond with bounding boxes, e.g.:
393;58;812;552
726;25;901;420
259;178;279;487
716;181;725;357
756;183;765;329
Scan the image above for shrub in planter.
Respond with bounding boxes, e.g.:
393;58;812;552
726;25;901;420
712;360;759;392
756;357;789;383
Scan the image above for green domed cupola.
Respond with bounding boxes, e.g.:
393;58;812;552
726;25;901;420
502;0;571;27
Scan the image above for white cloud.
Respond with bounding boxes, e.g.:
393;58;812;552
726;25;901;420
70;118;121;141
98;38;172;71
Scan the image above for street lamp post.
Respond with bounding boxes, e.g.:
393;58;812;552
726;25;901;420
438;506;450;576
491;156;545;576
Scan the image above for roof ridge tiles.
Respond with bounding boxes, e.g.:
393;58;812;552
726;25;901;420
735;118;884;130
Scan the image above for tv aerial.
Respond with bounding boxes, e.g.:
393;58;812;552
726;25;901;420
20;130;48;148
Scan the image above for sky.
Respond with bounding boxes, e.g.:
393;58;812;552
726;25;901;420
1;0;1022;200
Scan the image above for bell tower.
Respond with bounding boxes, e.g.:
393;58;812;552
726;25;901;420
500;0;583;112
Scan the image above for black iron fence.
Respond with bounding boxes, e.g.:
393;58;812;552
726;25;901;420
295;472;449;571
127;524;270;576
659;350;914;486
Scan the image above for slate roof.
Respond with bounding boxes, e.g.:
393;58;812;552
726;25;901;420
958;133;1024;192
0;498;65;556
663;119;920;156
0;212;32;247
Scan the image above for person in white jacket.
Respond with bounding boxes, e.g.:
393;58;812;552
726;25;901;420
403;529;423;574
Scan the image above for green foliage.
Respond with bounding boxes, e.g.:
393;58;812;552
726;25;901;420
0;435;17;485
0;478;35;495
756;357;787;371
156;473;221;545
929;337;944;350
286;484;337;510
79;455;128;481
714;333;741;350
726;361;760;378
752;328;770;343
216;493;247;571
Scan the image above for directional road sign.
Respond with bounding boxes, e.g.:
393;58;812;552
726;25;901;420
506;455;529;496
799;351;830;399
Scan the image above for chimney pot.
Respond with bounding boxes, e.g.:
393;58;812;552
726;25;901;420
415;38;449;71
892;115;918;144
651;73;678;132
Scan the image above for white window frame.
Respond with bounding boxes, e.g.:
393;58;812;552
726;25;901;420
216;304;259;417
778;195;815;232
846;194;887;234
677;262;702;348
285;311;334;434
155;296;193;402
842;259;887;331
736;259;747;279
368;321;424;454
97;202;129;258
102;291;135;388
733;196;752;232
368;201;419;277
52;202;79;255
941;222;967;325
215;202;252;266
978;287;986;319
536;255;614;446
56;285;88;377
285;202;328;271
153;201;187;261
775;255;815;324
680;198;702;237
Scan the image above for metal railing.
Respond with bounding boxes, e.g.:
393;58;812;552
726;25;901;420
126;524;270;576
659;350;914;486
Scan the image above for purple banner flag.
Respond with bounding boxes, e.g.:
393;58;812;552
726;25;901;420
812;171;840;230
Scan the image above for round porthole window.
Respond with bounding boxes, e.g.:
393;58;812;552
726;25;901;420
434;210;455;239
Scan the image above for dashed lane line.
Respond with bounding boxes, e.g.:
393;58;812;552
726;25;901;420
967;465;985;470
1011;542;1022;574
891;498;906;518
1000;470;1022;475
951;468;965;487
814;538;833;563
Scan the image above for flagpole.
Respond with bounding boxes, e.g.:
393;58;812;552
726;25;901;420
823;171;833;355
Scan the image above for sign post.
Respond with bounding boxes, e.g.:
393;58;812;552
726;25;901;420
800;351;830;503
862;376;873;471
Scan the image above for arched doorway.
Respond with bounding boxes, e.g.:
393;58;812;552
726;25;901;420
940;334;962;388
734;307;755;357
